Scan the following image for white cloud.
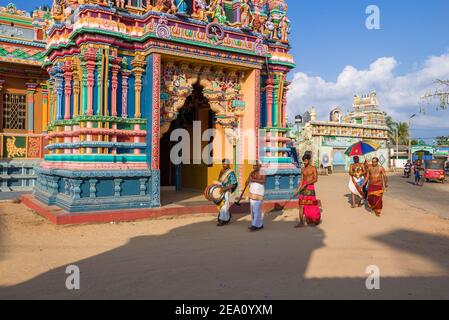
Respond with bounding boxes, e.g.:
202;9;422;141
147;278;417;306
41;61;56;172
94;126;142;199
287;52;449;130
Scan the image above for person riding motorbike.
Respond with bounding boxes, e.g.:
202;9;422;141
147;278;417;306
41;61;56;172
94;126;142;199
404;160;412;178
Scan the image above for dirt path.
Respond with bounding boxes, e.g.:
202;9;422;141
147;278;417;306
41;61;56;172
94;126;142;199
0;173;448;299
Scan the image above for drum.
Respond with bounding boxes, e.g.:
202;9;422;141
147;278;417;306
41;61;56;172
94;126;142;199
204;184;225;205
204;184;214;201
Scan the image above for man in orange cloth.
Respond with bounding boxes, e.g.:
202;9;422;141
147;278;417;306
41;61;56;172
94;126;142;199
363;157;388;217
294;152;321;228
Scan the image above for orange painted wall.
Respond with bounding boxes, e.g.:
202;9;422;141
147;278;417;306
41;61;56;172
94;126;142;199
0;74;45;134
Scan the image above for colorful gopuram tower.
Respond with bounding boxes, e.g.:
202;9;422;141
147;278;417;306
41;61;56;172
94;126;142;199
35;0;299;212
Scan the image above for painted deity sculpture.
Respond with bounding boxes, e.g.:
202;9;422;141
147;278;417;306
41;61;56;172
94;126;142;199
252;13;266;34
51;0;64;20
175;0;188;15
278;15;290;43
192;0;208;21
149;0;177;13
240;0;253;28
211;0;227;24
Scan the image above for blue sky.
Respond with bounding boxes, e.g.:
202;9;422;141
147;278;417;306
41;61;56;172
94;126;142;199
9;0;449;139
288;0;449;80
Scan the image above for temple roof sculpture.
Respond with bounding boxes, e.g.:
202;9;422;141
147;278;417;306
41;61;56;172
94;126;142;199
44;0;294;68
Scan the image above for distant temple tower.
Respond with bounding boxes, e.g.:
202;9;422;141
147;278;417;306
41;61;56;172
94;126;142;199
345;91;386;126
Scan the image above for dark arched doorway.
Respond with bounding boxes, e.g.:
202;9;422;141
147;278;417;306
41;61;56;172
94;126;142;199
160;83;214;192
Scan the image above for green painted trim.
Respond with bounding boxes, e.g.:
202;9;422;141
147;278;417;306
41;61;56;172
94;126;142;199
47;116;147;130
269;60;296;69
44;154;147;162
46;27;267;61
0;16;33;26
264;127;291;132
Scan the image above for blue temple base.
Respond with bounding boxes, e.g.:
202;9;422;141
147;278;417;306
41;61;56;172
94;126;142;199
34;168;160;213
264;167;302;201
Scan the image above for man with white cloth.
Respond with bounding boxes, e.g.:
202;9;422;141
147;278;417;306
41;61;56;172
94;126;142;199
348;156;367;208
245;161;266;232
217;159;238;227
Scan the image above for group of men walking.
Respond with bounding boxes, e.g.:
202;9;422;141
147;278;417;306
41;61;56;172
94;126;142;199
214;150;389;233
348;156;388;216
215;153;322;232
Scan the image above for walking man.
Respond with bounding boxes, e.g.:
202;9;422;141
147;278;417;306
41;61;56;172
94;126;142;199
364;157;388;217
245;161;266;232
294;153;320;228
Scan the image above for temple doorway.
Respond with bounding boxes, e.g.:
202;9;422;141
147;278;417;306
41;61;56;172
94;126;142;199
160;83;215;193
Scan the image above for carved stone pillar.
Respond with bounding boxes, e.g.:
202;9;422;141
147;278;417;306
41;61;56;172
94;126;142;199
62;61;73;120
121;69;131;118
84;48;97;116
265;77;274;128
131;53;146;119
110;56;122;117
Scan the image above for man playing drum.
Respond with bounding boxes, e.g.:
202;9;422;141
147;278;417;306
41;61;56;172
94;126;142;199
217;159;238;227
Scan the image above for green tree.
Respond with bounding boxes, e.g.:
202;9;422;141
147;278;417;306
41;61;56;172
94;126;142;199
385;115;397;144
396;122;410;145
436;136;449;146
385;116;410;145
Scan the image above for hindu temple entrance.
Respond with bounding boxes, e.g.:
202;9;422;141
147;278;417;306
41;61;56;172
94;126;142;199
160;83;215;193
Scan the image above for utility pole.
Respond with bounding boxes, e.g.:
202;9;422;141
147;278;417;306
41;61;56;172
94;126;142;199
396;127;399;167
408;114;417;161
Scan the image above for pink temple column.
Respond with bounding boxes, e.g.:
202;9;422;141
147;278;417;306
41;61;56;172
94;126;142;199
265;77;275;158
282;81;290;128
265;77;274;128
254;69;261;161
151;53;161;170
62;61;73;120
84;49;96;154
84;49;97;116
121;70;131;118
110;57;122;117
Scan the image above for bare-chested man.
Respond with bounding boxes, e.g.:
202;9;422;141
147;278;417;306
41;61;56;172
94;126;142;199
294;153;320;228
244;161;266;232
363;157;388;217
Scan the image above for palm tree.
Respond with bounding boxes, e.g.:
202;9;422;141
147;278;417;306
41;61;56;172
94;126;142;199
385;115;397;144
386;116;410;146
396;122;410;145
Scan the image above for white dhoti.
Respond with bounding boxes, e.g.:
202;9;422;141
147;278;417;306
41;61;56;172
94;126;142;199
349;176;365;198
249;182;265;228
218;191;231;222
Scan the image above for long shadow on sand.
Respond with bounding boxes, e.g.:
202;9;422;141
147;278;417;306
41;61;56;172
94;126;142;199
0;210;448;299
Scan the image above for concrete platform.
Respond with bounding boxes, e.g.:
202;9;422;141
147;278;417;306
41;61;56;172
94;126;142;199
20;194;298;225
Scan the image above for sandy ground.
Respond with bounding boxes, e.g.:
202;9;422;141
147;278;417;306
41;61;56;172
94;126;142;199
0;173;448;300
